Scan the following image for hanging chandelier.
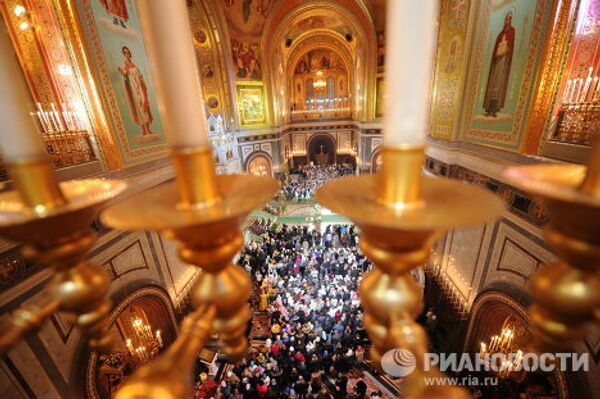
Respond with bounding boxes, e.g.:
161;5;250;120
479;317;524;379
125;317;164;366
313;79;327;89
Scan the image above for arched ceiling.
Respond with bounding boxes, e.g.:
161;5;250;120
363;0;386;31
263;0;377;52
264;0;376;41
210;0;381;123
213;0;378;67
287;32;353;80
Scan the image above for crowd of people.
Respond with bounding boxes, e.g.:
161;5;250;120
194;224;387;399
282;164;354;202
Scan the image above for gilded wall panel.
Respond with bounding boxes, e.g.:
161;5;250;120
73;0;169;167
188;0;234;118
430;0;473;141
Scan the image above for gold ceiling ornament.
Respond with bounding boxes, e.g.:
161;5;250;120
316;145;504;399
0;155;126;354
504;141;600;352
101;147;279;399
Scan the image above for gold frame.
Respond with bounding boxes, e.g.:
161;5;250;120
458;0;555;151
55;0;122;170
236;82;269;127
522;0;579;154
63;0;170;167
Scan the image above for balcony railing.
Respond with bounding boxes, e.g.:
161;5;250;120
290;108;353;122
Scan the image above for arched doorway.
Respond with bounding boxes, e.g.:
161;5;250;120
464;290;569;399
84;287;178;399
307;134;336;165
246;153;273;176
370;149;382;172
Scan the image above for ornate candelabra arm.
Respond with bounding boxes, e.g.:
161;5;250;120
101;149;279;396
505;141;600;352
174;229;252;361
0;298;60;354
316;146;503;399
114;304;217;399
0;157;126;353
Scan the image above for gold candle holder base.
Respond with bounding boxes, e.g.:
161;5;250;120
5;156;66;214
316;146;503;398
505;164;600;351
0;172;126;353
101;148;279;399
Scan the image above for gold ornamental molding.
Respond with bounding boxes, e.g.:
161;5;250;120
463;290;569;399
522;0;579;155
463;291;531;354
55;0;122;170
84;286;179;399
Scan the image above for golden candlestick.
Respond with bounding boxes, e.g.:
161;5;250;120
0;156;126;353
316;145;503;398
505;141;600;352
101;148;279;398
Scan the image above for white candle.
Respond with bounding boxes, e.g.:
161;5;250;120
136;0;209;148
563;79;572;102
155;330;163;347
569;79;577;103
590;77;599;102
0;21;46;160
34;112;48;133
573;78;583;103
50;103;65;131
581;68;593;102
384;0;439;146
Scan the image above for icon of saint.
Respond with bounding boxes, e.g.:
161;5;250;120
118;46;154;136
99;0;128;28
483;12;515;117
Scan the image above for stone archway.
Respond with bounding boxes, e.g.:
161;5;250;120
246;152;273;177
370;149;382;172
84;286;178;399
464;290;569;399
307;133;336;165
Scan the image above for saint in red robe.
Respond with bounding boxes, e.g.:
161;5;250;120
483;12;515;116
100;0;128;21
